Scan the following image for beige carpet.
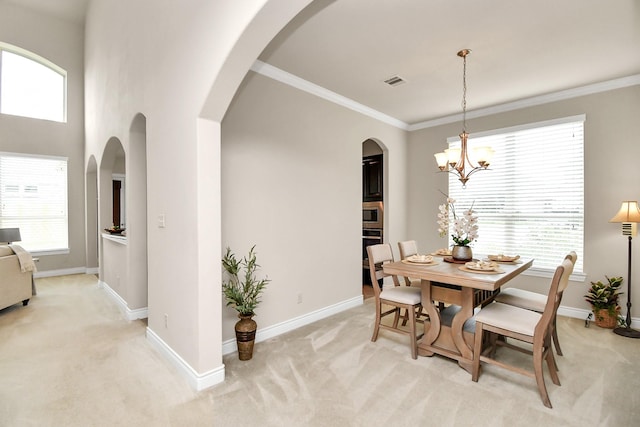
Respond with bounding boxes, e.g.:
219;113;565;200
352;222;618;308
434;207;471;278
1;274;638;426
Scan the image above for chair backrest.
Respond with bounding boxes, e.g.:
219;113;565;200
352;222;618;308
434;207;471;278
397;240;419;286
535;258;574;337
565;251;578;265
556;251;577;306
367;243;401;295
398;240;418;260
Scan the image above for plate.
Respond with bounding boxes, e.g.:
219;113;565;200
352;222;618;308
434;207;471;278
487;254;520;263
458;266;505;274
402;258;439;265
405;254;434;264
431;249;452;256
464;260;499;271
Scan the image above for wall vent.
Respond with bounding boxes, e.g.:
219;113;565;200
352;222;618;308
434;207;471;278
383;75;406;87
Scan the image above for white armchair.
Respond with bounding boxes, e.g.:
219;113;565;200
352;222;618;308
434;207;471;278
0;245;33;311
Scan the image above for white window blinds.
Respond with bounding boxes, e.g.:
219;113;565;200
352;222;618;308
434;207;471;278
0;152;68;252
447;115;585;273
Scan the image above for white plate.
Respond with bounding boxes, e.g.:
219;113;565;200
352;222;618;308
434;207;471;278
407;255;434;264
431;249;452;256
487;254;520;263
465;261;498;271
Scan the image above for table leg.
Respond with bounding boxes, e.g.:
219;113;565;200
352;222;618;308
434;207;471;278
451;287;474;372
418;279;439;356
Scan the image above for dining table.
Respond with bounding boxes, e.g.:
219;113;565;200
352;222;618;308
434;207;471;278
383;255;533;373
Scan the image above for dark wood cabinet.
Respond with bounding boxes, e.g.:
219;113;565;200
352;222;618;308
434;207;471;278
362;154;383;201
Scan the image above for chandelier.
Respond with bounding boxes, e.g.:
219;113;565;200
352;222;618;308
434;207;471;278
434;49;493;186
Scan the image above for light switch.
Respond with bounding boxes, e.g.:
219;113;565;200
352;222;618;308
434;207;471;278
158;214;166;228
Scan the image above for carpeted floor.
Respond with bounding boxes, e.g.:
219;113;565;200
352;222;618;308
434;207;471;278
1;274;638;426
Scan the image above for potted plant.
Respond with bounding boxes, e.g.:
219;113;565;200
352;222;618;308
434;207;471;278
222;245;269;360
437;196;478;261
584;275;623;328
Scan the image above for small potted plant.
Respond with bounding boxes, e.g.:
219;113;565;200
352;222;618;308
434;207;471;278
222;245;269;360
584;275;623;328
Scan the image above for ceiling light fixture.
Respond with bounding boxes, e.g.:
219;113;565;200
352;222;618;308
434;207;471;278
434;49;493;187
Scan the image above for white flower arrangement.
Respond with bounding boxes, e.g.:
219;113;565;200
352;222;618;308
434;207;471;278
437;197;479;247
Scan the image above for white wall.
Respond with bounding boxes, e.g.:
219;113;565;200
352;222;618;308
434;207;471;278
221;71;408;340
407;85;640;318
0;3;85;272
84;0;315;387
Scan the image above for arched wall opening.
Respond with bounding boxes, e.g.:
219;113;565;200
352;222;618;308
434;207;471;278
98;137;126;298
127;113;148;312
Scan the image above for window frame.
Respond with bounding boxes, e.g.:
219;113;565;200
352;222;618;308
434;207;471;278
0;151;70;255
445;115;586;282
0;41;67;123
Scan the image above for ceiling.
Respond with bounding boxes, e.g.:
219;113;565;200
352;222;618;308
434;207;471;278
259;0;640;126
8;0;640;126
5;0;89;25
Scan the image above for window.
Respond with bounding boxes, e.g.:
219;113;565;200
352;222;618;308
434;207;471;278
446;115;584;275
0;43;66;122
0;152;68;253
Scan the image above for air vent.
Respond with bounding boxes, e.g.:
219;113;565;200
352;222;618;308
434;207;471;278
383;75;406;87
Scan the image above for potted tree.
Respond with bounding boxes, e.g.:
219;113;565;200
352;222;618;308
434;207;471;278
584;275;623;328
222;245;269;360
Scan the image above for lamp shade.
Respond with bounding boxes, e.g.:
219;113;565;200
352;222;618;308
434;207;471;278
0;228;21;243
610;201;640;223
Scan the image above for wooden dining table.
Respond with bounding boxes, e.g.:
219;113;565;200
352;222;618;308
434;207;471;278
383;256;533;373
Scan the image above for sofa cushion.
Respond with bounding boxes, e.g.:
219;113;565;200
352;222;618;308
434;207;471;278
0;245;13;257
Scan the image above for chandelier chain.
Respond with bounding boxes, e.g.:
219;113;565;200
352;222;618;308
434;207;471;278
462;52;467;133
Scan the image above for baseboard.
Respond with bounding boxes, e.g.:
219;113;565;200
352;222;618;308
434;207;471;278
557;305;640;329
33;266;88;278
146;327;225;391
222;295;364;355
98;280;148;321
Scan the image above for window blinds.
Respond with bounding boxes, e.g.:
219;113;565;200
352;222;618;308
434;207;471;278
0;152;68;252
447;116;585;273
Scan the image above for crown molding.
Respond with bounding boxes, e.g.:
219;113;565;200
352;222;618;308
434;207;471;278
250;60;409;130
251;59;640;132
409;74;640;131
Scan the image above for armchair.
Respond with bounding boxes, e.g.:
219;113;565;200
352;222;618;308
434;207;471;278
0;245;33;311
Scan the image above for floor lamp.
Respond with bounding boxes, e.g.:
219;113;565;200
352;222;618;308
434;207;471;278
610;201;640;338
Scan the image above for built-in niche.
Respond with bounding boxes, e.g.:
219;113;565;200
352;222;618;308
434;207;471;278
112;174;125;228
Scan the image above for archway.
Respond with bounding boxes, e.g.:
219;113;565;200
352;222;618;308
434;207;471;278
127;114;148;315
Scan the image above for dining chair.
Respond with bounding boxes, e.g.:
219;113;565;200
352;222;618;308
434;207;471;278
397;240;421;287
398;240;444;313
494;251;577;356
366;243;423;359
471;257;574;408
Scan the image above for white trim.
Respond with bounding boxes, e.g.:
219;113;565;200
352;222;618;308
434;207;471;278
557;305;640;329
523;267;587;283
0;41;66;76
445;114;587;143
222;295;363;355
250;60;409;130
98;280;148;320
31;266;98;278
410;75;640;131
33;266;88;278
146;327;225;391
250;59;640;131
102;233;127;244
